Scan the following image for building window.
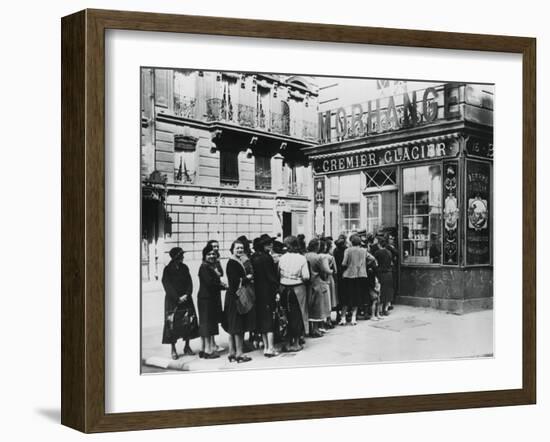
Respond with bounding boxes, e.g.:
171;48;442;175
255;155;272;190
365;167;397;189
220;150;239;185
402;164;442;264
338;174;361;236
339;203;360;235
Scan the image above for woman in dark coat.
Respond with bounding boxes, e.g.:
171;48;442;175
224;240;255;363
251;234;280;357
161;247;198;360
197;244;227;359
374;238;395;316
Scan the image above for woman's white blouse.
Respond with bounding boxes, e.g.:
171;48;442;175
278;253;310;285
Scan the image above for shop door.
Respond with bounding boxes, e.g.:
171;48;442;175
365;189;400;298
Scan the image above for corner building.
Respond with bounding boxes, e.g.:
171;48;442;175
304;82;493;313
141;69;316;280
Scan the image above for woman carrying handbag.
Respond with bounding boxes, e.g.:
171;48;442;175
161;247;199;360
224;240;256;363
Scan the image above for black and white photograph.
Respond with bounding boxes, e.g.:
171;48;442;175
140;68;494;373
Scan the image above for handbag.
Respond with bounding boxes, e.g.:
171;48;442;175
236;281;255;314
232;257;255;314
170;304;198;337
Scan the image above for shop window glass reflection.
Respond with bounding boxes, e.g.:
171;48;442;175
339;202;360;236
402;165;442;264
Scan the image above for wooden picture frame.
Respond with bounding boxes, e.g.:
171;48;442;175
61;9;536;433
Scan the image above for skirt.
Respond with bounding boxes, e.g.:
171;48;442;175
280;284;307;339
308;279;331;321
198;296;222;337
340;277;367;308
223;291;256;335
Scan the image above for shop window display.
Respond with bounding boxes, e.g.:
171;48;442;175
402;165;442;264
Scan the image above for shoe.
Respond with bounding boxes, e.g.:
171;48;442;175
339;319;346;326
214;345;225;353
183;346;195;356
351;320;357;326
203;352;220;359
299;336;306;345
264;349;279;358
236;355;252;363
198;351;205;358
228;354;236;363
309;331;323;338
171;351;179;360
388;305;394;311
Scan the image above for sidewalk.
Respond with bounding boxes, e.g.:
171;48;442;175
141;280;493;373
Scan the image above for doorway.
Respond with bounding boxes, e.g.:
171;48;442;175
282;212;292;238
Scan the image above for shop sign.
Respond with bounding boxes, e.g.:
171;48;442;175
318;84;460;143
313;139;458;175
465;136;493;159
466;161;491;265
167;194;271;209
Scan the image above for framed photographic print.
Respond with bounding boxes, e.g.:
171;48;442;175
61;9;536;433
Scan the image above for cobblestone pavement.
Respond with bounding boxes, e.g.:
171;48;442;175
141;279;493;374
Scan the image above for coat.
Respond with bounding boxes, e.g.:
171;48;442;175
161;260;198;343
197;262;224;337
223;258;256;334
251;251;279;333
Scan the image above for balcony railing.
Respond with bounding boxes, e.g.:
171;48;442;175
287;182;308;197
201;97;312;140
173;96;196;119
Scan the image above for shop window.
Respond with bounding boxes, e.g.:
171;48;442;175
366;194;381;233
220;150;239;185
339;202;360;235
365;167;397;189
255;155;272;190
402;165;442;264
338;173;361;235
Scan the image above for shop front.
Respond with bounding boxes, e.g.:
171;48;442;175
305;83;493;313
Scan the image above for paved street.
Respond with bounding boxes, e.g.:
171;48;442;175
141;274;493;374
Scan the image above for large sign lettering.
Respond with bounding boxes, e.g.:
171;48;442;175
318;83;461;144
313;140;458;175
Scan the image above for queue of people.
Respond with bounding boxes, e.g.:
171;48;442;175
160;231;399;363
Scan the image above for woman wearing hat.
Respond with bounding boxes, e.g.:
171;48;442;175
197;243;227;359
161;247;198;360
251;233;280;357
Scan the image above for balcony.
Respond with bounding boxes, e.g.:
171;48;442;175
287;182;308;197
173;96;196;119
202;97;312;140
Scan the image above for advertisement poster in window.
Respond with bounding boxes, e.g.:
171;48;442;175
466;160;491;265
